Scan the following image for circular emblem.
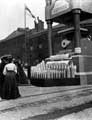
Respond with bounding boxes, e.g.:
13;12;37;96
61;39;71;48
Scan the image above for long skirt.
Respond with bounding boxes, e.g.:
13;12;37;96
1;71;21;100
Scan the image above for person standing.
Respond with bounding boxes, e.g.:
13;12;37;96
2;58;21;100
14;59;28;84
0;58;7;97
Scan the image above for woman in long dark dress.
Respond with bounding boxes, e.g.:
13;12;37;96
2;59;21;100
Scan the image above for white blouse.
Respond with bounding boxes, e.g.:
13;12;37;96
3;63;17;75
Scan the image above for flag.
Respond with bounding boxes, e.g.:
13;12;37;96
25;5;35;19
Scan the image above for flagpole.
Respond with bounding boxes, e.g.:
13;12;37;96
24;4;37;82
24;4;26;29
24;4;31;82
24;4;27;63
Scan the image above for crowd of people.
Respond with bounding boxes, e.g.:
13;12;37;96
0;55;22;100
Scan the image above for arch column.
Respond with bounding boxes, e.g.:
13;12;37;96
73;9;81;54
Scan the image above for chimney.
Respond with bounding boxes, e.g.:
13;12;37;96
37;17;44;31
34;20;38;32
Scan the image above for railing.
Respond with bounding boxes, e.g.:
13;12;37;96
31;60;77;80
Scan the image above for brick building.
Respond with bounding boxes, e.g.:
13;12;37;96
0;18;92;66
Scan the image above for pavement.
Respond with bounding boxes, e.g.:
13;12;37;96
0;85;92;120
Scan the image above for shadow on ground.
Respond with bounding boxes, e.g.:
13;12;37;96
23;101;92;120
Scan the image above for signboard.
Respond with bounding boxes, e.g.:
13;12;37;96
72;0;92;13
45;0;92;20
51;0;71;16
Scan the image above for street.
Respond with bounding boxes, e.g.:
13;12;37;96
0;85;92;119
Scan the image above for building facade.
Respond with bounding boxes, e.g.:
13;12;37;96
0;19;92;66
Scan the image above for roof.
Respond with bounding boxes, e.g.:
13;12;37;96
0;19;92;43
0;28;28;43
5;28;25;40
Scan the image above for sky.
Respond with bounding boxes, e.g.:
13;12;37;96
0;0;46;40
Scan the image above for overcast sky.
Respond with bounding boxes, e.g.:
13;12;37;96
0;0;46;40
